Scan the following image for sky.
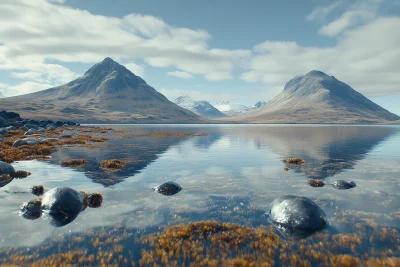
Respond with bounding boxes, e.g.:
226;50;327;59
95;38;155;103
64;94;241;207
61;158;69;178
0;0;399;114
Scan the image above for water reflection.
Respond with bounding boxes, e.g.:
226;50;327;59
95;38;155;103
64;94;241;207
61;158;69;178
0;125;399;254
221;126;398;179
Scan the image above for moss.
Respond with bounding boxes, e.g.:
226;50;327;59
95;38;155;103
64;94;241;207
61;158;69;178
308;179;325;188
31;185;44;196
61;159;87;168
86;193;103;208
0;126;112;163
12;170;31;179
100;159;126;172
283;157;305;165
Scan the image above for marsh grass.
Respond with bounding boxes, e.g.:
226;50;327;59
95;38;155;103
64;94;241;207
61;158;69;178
283;157;306;165
61;159;87;168
100;159;126;172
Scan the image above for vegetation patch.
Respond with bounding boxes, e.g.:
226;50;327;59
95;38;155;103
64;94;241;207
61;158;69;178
308;179;325;187
12;170;31;179
100;159;126;172
283;157;306;165
61;159;87;168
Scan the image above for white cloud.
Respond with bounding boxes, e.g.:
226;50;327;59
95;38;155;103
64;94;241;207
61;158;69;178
0;83;8;89
7;81;54;96
242;17;400;97
319;10;376;37
0;0;250;93
167;71;193;79
204;72;232;81
316;0;383;37
124;62;145;77
306;1;343;21
47;0;65;3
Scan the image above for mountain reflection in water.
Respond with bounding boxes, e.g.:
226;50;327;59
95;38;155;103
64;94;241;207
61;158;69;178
1;125;399;259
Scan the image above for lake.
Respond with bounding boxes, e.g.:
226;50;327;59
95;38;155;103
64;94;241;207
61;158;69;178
1;124;400;266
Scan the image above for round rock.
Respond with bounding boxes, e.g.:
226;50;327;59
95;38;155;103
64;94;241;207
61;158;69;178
0;161;15;176
41;187;86;227
268;195;328;239
154;181;182;196
332;180;356;190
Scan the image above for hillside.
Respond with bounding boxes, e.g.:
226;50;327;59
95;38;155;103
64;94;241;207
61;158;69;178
0;58;200;123
238;70;400;124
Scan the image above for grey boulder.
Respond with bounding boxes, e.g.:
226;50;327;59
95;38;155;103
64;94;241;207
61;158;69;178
268;195;328;239
0;161;15;175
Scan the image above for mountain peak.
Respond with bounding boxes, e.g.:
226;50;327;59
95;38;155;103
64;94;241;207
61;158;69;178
83;57;132;77
0;91;4;98
305;70;329;78
102;57;116;63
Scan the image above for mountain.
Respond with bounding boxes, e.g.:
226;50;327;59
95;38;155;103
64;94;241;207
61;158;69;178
214;101;250;116
251;101;266;109
0;58;199;123
174;95;227;118
0;92;4;98
239;70;400;124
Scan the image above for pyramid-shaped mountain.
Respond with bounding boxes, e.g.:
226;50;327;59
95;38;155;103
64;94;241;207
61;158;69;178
240;70;400;123
0;58;199;123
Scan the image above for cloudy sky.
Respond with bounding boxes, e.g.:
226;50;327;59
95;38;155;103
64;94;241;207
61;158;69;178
0;0;399;114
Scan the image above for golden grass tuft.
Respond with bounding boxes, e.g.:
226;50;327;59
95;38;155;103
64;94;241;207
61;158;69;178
100;159;126;172
308;179;325;188
13;170;31;179
61;159;87;168
283;157;305;165
86;193;103;208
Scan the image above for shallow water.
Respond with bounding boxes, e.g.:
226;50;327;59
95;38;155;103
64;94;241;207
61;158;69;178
1;124;400;265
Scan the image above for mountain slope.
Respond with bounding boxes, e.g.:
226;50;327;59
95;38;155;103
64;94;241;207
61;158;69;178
239;70;400;123
251;101;266;109
0;92;4;98
174;95;227;118
0;58;199;123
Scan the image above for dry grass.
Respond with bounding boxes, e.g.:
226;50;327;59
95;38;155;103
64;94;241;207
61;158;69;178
13;170;31;179
31;185;44;196
61;159;87;168
0;126;110;163
308;179;325;188
283;157;306;165
100;159;126;172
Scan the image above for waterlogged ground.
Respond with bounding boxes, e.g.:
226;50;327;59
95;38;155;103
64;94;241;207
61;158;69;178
0;125;400;266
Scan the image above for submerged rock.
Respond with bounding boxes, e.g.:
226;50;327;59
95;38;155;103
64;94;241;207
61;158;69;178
41;187;87;227
19;187;103;227
0;161;15;175
0;128;8;135
154;181;182;196
268;195;328;239
19;200;42;220
332;180;356;190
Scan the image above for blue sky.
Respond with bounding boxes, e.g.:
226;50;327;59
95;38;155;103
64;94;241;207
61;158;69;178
0;0;399;115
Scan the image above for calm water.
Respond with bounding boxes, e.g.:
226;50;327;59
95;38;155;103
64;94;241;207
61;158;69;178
1;125;400;264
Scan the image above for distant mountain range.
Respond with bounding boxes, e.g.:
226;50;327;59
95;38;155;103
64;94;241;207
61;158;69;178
213;101;266;116
237;70;400;123
0;58;199;123
174;95;227;118
0;58;398;124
